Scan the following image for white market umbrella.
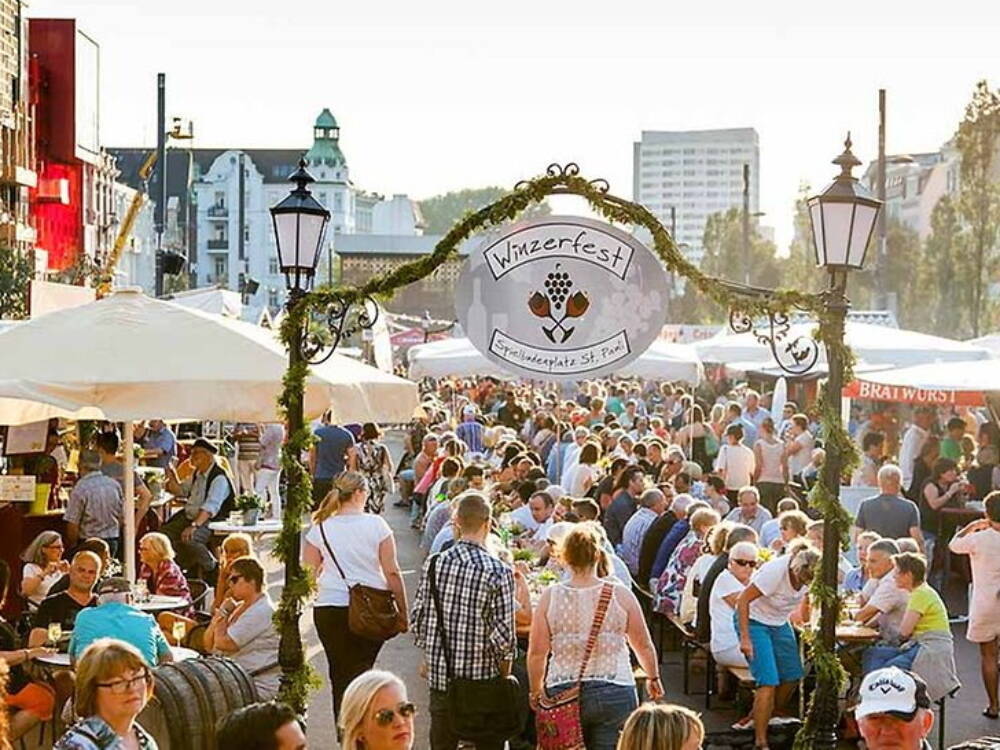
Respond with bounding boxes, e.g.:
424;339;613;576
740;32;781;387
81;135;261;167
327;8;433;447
967;333;1000;356
844;358;1000;406
0;288;420;576
408;336;703;383
695;321;993;370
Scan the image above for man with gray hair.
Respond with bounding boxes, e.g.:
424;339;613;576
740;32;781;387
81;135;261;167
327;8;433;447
620;488;668;577
853;464;925;553
68;577;173;666
65;450;124;557
853;538;909;642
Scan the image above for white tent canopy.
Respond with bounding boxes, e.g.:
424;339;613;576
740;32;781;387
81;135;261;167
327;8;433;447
0;288;418;424
0;288;419;576
408;336;703;383
694;321;993;369
851;359;1000;394
968;333;1000;357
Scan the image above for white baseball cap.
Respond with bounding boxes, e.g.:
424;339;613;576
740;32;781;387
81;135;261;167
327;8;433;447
854;667;931;721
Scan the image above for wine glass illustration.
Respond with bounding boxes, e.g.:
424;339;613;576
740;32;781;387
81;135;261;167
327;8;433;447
528;264;590;343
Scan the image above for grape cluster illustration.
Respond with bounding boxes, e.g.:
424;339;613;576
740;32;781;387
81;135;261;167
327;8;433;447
528;263;590;344
544;270;573;310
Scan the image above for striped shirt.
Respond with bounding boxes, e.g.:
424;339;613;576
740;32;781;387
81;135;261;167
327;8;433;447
411;540;516;691
455;419;485;455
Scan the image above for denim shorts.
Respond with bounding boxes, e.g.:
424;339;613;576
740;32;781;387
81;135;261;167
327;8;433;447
547;680;637;750
745;618;803;687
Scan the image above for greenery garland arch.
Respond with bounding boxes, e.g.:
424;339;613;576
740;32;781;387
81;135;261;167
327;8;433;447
275;162;858;744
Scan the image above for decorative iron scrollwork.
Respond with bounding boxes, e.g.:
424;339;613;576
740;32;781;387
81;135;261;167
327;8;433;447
515;162;609;195
301;294;380;365
729;308;820;376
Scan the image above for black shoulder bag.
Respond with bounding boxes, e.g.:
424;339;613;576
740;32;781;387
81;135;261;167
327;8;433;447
428;554;525;744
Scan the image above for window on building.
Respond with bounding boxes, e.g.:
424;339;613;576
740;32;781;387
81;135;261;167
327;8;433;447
213;256;227;279
334;193;343;212
268;288;279;309
318;191;328;207
269;257;279;275
214;191;225;208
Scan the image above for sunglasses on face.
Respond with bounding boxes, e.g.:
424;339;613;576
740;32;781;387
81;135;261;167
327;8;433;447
732;559;758;568
374;701;416;726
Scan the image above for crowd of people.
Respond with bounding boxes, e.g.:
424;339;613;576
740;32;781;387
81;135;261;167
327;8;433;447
5;375;1000;750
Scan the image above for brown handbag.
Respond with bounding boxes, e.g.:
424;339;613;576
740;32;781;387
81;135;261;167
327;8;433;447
319;522;402;642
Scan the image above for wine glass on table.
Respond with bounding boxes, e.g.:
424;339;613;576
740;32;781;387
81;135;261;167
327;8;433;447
47;622;62;648
172;621;186;647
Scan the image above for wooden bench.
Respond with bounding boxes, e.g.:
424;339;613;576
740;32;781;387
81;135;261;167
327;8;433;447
665;614;715;706
936;687;960;750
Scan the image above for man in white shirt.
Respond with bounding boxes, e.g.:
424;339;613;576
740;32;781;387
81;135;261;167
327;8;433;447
561;426;590;477
784;414;815;483
854;539;908;642
899;408;934;490
715;424;756;496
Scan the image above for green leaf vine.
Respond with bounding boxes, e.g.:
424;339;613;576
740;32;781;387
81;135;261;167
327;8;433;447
273;164;856;740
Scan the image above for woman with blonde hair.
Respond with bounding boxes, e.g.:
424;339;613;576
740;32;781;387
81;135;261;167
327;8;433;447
54;638;157;749
654;508;721;617
303;472;407;723
20;530;69;605
137;532;192;617
617;703;704;750
338;670;415;750
527;522;662;750
213;532;254;611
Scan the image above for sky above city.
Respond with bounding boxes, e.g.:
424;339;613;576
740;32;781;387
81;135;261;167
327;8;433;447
27;0;1000;253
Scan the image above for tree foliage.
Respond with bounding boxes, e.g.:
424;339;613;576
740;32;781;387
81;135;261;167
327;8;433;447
0;247;33;319
419;187;550;235
673;207;781;322
956;80;1000;336
784;182;821;295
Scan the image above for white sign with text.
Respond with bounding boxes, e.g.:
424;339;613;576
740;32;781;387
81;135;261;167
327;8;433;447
456;216;669;380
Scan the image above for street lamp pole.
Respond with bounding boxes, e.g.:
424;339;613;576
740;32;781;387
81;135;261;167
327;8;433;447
270;159;331;715
804;135;882;748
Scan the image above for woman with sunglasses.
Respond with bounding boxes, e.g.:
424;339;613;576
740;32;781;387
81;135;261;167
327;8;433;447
203;557;279;699
339;670;415;750
735;542;821;750
708;541;759;670
54;638;157;749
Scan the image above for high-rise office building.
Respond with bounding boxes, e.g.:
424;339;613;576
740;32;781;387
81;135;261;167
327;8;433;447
632;128;760;265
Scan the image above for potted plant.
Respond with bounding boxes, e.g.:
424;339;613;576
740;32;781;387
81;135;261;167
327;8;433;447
146;473;163;502
235;492;265;526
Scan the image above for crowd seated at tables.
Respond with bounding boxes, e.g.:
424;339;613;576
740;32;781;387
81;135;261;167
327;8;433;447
5;380;1000;748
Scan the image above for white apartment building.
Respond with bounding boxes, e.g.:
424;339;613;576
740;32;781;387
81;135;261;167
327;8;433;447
632;128;760;265
187;109;422;310
861;143;960;243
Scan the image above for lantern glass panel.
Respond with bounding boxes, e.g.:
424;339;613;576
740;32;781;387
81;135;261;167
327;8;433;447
848;203;878;268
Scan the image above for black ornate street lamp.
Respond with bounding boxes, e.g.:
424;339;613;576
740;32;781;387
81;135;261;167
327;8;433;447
272;160;331;299
804;135;882;748
270;159;330;713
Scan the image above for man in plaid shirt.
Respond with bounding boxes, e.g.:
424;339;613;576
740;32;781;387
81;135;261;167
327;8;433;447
411;492;518;749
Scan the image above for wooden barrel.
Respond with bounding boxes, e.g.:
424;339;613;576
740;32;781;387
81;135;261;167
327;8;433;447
138;656;259;750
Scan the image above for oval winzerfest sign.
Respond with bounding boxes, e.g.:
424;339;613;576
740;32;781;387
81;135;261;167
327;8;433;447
456;216;669;381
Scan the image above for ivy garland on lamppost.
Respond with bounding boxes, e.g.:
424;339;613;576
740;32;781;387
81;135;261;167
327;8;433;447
269;145;880;746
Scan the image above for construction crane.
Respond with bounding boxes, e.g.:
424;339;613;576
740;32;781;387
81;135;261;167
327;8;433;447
97;118;193;297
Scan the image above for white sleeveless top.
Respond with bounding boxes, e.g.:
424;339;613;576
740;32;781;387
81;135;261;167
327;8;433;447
756;439;785;484
544;582;633;688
